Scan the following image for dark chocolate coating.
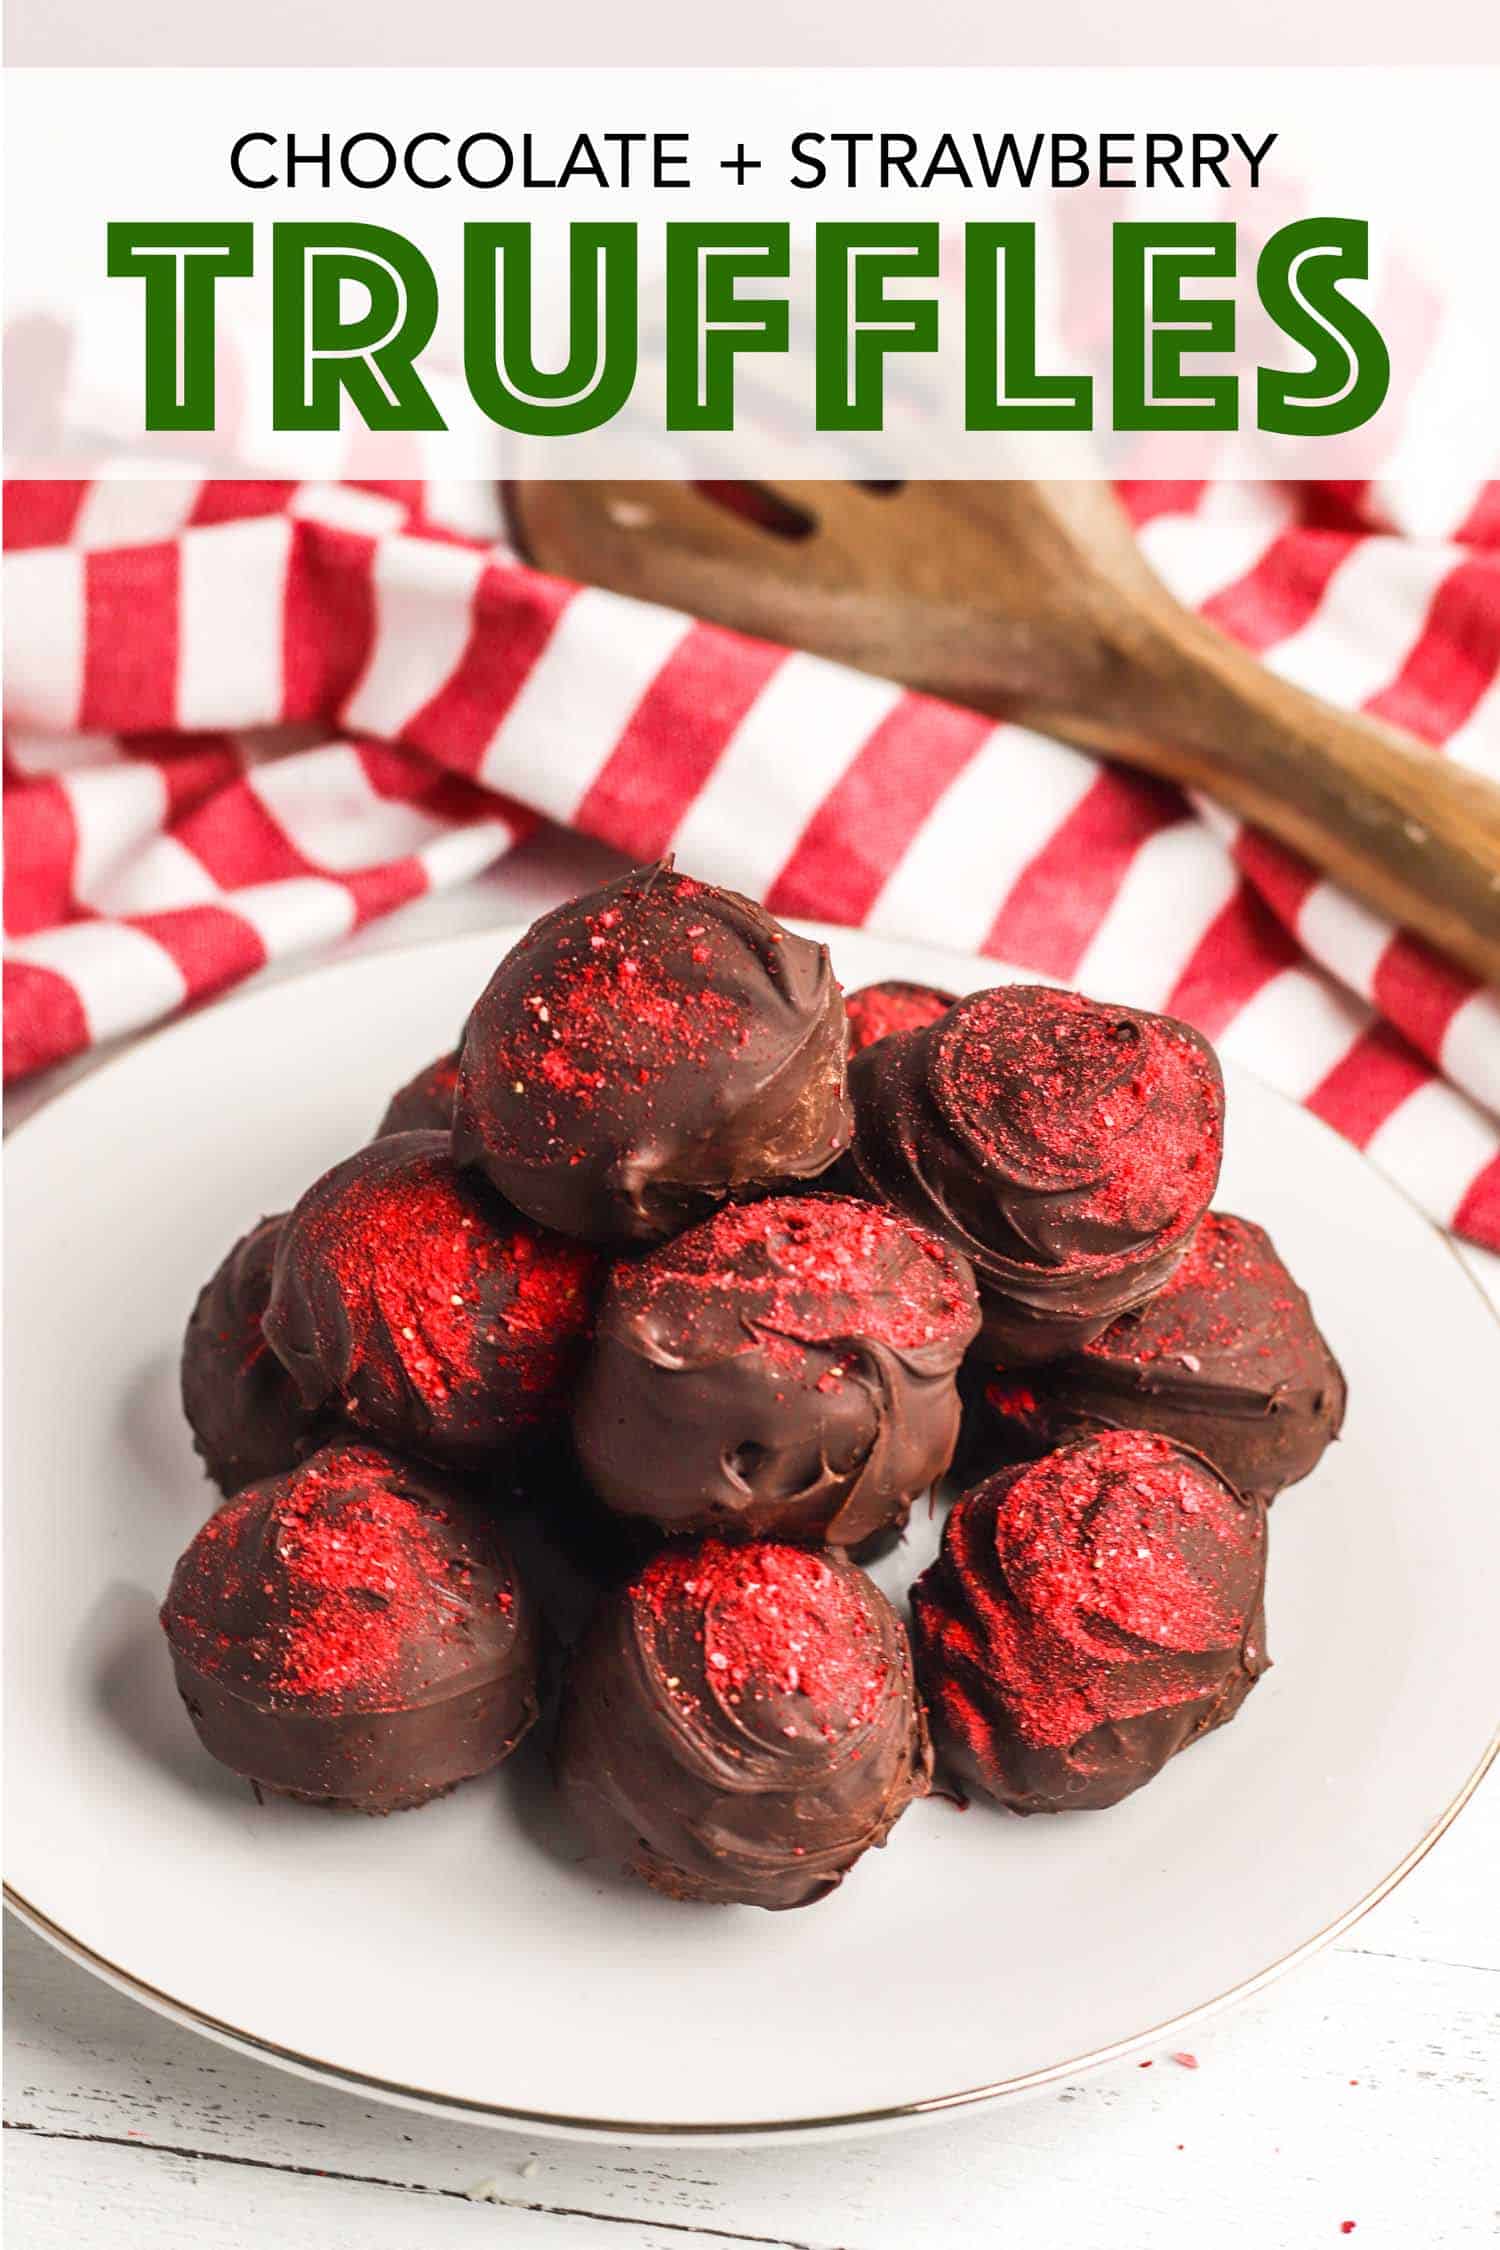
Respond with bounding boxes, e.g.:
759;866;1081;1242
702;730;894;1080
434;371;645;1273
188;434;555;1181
556;1539;930;1908
264;1132;598;1469
377;1047;460;1137
982;1211;1346;1502
849;984;1224;1362
181;1215;327;1495
452;860;852;1245
573;1194;980;1547
910;1430;1268;1814
844;979;957;1057
161;1442;539;1812
501;1441;666;1654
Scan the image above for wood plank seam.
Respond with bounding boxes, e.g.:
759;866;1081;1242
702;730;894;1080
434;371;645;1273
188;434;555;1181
2;2119;826;2250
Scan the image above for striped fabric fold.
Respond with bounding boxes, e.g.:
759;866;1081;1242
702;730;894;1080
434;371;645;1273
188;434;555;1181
5;474;1498;1253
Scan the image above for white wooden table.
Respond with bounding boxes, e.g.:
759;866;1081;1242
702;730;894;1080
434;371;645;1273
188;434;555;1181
7;829;1497;2249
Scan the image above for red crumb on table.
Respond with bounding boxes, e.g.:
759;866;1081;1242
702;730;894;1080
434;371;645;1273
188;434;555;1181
1171;2051;1200;2070
1341;2225;1357;2236
635;1541;888;1733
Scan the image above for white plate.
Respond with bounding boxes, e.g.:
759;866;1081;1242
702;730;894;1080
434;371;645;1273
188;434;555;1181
6;924;1498;2144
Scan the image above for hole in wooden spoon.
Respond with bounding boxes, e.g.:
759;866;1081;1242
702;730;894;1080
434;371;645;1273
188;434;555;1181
693;482;815;541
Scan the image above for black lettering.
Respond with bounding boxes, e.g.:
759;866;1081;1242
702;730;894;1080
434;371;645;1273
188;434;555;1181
457;133;513;188
881;134;919;188
403;133;451;189
790;132;826;188
340;133;397;189
828;131;872;186
230;131;276;189
1233;132;1279;187
1145;133;1184;188
1099;132;1134;188
285;134;332;188
557;133;609;189
1194;134;1232;188
978;133;1045;188
656;133;691;185
922;133;972;188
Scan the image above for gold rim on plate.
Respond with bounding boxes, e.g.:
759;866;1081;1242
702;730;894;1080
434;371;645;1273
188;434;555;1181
6;1735;1496;2140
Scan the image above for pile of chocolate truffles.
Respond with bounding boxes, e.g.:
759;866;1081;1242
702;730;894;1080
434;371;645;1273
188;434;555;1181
167;860;1346;1911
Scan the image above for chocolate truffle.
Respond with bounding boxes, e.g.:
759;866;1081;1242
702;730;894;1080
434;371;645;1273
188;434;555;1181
452;860;852;1245
849;984;1223;1362
556;1539;930;1908
161;1441;539;1812
264;1132;598;1469
181;1215;326;1495
981;1211;1346;1502
377;1047;460;1137
574;1194;980;1548
910;1429;1268;1814
844;979;956;1057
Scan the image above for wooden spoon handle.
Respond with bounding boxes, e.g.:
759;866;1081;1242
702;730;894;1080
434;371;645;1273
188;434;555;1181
513;479;1500;985
1010;602;1500;987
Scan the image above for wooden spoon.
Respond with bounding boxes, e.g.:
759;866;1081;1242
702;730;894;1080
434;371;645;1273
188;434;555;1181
509;479;1500;986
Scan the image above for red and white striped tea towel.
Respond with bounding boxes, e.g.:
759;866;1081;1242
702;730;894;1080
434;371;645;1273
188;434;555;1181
5;474;1499;1254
